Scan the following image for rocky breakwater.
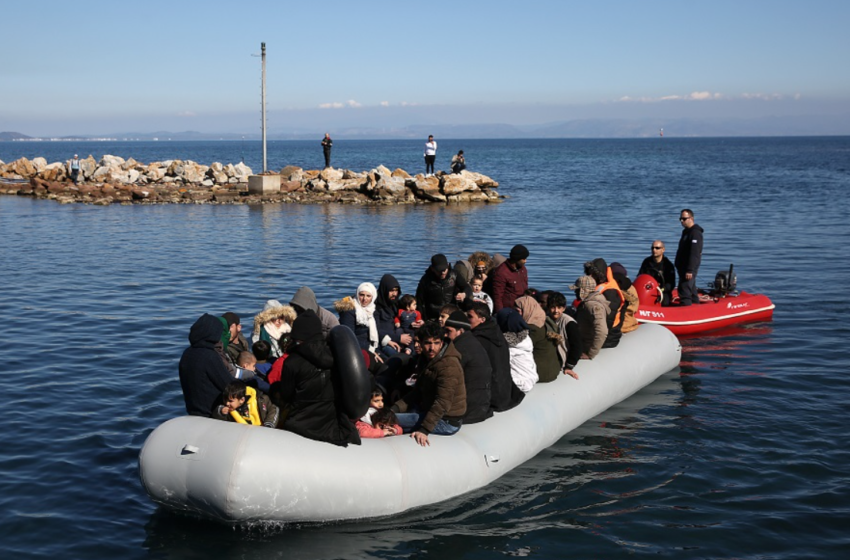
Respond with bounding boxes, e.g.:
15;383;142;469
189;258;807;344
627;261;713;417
0;155;503;206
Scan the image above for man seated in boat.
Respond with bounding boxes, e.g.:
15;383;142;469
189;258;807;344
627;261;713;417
272;309;360;446
390;320;467;447
466;301;524;412
442;310;493;425
584;258;625;349
179;313;238;418
571;275;611;360
637;240;676;306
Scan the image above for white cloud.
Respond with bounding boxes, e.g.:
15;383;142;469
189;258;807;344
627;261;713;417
616;91;797;103
318;100;363;109
177;111;196;117
379;101;389;107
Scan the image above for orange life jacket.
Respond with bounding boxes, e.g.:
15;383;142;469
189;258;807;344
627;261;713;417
598;268;626;328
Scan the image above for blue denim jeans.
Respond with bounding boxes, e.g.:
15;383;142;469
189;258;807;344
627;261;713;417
395;408;461;435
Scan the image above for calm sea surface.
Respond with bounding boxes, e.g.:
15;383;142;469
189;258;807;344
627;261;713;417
1;137;849;559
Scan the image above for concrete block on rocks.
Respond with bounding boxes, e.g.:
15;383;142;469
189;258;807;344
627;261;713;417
248;174;280;195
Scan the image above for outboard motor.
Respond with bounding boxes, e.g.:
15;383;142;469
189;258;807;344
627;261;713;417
634;274;662;306
712;264;737;296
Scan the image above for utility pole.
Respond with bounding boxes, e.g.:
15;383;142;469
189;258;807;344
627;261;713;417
261;42;267;172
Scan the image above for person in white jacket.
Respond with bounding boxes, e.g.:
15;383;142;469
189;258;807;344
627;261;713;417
424;135;437;176
494;308;538;393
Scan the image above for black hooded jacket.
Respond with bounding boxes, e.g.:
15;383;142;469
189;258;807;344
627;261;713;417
274;335;360;446
471;318;522;412
179;314;235;417
374;274;403;346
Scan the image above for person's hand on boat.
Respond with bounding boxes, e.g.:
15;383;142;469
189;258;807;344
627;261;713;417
412;431;430;446
399;333;413;346
220;406;232;415
387;341;402;352
411;320;424;329
562;368;579;380
685;272;693;280
580;353;590;360
455;292;467;302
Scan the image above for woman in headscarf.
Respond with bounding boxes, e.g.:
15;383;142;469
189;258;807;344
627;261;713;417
251;299;297;359
495;307;538;393
515;294;562;383
335;282;380;355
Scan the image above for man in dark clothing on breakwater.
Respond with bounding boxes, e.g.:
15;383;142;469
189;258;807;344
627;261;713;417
674;209;704;306
321;133;333;169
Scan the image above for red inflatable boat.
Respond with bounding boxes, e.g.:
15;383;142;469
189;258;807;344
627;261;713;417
633;268;775;337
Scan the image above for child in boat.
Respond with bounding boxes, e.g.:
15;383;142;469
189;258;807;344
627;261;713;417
470;277;493;312
393;294;422;354
236;351;270;393
355;388;402;438
251;340;273;377
213;379;279;428
439;304;459;327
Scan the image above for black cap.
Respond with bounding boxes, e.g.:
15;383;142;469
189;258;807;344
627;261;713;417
510;244;529;261
431;253;449;272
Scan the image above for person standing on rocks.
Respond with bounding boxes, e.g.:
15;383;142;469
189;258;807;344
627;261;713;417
68;154;81;185
424;135;437;176
321;133;333;169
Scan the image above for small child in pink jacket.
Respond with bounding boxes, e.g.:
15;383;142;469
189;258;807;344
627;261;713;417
355;390;402;438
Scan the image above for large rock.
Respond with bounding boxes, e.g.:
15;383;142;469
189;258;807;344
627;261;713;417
32;157;48;172
232;163;252;181
407;175;446;202
441;173;479;196
182;161;209;183
8;158;36;178
320;167;344;182
80;157;97;180
40;163;66;182
100;154;126;168
280;165;303;182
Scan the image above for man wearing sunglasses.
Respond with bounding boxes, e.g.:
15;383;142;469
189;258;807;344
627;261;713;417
638;240;676;306
674;209;704;306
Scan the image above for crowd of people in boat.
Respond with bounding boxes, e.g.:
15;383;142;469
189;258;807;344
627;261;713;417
179;212;704;448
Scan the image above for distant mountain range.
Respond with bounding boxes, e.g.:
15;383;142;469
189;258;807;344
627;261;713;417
3;114;849;141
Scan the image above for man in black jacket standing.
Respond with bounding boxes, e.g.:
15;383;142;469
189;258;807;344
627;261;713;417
674;209;704;306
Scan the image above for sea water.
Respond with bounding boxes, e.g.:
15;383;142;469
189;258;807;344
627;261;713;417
1;137;848;558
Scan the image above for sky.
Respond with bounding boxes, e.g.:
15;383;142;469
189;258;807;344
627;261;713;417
2;0;850;137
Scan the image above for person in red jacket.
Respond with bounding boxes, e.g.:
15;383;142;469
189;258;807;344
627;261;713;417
491;244;530;312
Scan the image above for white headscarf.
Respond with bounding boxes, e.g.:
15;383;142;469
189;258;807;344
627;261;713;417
354;282;379;351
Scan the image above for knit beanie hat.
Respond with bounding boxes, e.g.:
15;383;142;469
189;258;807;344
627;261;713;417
509;244;529;261
290;309;323;342
444;310;471;330
431;253;449;272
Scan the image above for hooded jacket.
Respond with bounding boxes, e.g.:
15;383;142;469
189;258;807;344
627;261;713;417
374;274;404;348
289;286;340;338
179;314;236;417
274;334;360;446
470;318;520;412
575;291;611;359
